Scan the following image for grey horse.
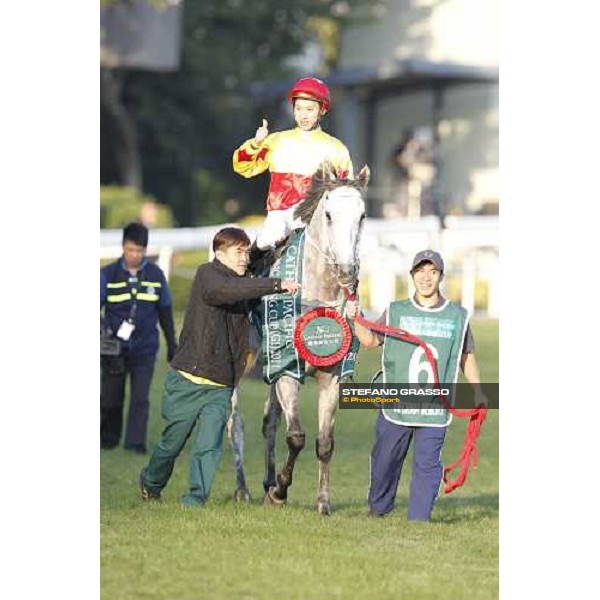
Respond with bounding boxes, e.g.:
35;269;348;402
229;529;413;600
229;162;369;515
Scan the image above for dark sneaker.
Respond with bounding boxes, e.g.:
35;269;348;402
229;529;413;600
368;509;384;518
139;473;161;501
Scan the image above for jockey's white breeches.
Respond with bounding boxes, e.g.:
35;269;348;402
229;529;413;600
256;203;306;249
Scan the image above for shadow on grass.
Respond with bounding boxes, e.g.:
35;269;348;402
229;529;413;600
433;493;499;523
315;493;499;522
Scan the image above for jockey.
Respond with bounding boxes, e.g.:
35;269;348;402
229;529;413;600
232;77;353;258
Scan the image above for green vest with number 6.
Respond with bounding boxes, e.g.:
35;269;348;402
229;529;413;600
381;298;468;427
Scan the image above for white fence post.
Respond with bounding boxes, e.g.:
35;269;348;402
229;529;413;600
487;251;499;318
157;246;174;280
369;268;396;315
461;249;476;317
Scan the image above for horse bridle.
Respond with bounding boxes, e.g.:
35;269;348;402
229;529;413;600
303;228;361;290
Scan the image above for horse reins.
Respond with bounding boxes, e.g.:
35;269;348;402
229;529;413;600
343;288;488;494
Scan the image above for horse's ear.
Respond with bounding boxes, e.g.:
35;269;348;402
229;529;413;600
321;161;337;184
357;165;370;189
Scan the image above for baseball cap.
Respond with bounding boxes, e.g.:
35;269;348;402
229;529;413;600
411;250;444;272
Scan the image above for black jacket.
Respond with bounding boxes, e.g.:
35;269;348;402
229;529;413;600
170;259;282;386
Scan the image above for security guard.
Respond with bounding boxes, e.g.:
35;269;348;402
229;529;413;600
100;222;177;454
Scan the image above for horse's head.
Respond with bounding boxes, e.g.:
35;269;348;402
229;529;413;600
295;162;369;289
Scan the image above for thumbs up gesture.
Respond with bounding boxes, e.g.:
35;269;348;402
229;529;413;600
254;119;269;145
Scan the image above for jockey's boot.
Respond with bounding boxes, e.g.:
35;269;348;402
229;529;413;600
248;241;269;275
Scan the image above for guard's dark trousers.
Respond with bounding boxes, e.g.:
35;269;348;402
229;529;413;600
368;411;446;520
100;353;155;452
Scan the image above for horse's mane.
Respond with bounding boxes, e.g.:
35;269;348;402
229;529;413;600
294;161;364;224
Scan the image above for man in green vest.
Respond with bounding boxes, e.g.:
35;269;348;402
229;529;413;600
346;250;486;520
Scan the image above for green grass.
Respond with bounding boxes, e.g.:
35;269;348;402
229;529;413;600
101;320;498;600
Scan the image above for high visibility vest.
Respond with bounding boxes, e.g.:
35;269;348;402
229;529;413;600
100;259;171;356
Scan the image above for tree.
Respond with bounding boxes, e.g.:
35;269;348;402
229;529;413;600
101;0;383;225
100;185;175;228
101;70;142;189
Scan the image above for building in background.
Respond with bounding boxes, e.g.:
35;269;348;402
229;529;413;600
330;0;499;218
101;0;183;72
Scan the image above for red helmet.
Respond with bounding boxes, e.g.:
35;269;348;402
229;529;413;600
287;77;331;114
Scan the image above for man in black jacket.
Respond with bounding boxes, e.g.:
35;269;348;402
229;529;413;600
140;227;300;506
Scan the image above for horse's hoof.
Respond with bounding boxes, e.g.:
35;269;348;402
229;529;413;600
264;486;286;507
233;487;251;503
317;502;331;516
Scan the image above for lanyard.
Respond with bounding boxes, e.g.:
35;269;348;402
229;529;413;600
126;270;143;323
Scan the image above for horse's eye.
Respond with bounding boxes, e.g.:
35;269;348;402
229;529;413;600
325;211;332;222
360;213;366;222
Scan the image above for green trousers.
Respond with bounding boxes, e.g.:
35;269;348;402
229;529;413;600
141;369;233;505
